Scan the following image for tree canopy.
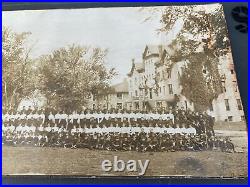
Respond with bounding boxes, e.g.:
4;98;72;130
2;27;116;111
160;5;229;111
2;27;36;110
38;45;116;111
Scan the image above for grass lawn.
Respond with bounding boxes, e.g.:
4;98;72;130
2;146;247;178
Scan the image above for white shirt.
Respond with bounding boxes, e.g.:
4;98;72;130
52;126;59;132
142;127;150;134
71;128;77;134
32;113;40;119
85;113;91;119
30;125;36;133
2;125;7;132
61;114;68;120
77;128;84;133
27;114;33;120
131;127;140;134
22;125;29;133
19;114;26;120
38;126;44;132
167;127;175;134
189;127;197;135
45;126;52;132
9;125;16;133
15;125;22;133
79;113;85;119
54;113;61;120
4;114;10;121
153;126;161;133
48;114;55;121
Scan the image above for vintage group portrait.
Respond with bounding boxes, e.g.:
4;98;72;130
2;4;248;178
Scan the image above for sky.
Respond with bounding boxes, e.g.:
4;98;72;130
2;4;220;85
3;7;168;85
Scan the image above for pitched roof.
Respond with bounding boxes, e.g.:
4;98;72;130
143;45;163;58
111;79;128;93
127;59;145;77
134;63;145;71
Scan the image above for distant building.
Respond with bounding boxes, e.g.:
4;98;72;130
90;79;130;110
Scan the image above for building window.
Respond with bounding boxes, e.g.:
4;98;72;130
228;116;233;122
140;89;143;96
92;104;96;110
241;116;245;121
117;93;122;99
168;84;173;95
162;70;165;80
149;89;153;99
231;69;234;74
233;81;238;92
163;86;166;95
237;99;243;110
178;71;181;79
135;90;138;97
135;102;139;110
159;87;162;93
225;99;230;111
117;103;122;109
221;81;226;92
166;69;171;79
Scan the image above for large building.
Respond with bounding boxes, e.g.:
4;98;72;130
207;54;245;122
127;45;244;122
127;45;193;111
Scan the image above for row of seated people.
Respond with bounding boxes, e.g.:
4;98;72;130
2;107;213;126
3;122;197;135
2;129;234;153
2;111;174;124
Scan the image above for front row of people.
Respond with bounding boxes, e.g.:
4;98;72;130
3;124;234;153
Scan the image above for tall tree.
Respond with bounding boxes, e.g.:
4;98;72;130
2;27;36;110
160;5;230;111
38;44;116;111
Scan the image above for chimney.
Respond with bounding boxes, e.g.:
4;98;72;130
132;58;135;64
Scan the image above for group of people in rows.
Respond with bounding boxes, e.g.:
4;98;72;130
2;107;234;152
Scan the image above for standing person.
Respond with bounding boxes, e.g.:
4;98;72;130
85;109;91;124
79;110;86;126
54;111;61;126
37;124;45;135
32;110;39;127
14;111;21;127
60;111;68;128
48;111;55;124
40;109;46;125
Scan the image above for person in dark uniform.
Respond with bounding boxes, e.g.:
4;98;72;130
103;133;112;151
112;132;121;151
138;132;148;152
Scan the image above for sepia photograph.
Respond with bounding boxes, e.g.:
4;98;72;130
2;4;248;178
